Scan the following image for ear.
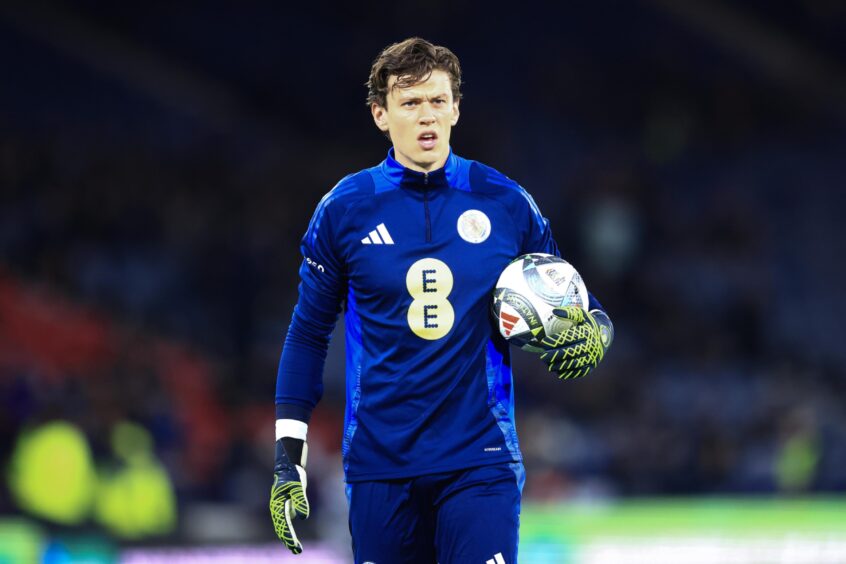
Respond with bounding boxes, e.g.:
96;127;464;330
450;99;460;127
371;103;389;132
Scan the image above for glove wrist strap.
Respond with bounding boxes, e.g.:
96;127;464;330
589;308;614;351
275;437;307;469
275;418;308;468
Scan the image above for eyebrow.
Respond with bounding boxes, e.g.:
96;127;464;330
398;92;449;101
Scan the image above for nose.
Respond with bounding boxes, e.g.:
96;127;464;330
418;104;436;125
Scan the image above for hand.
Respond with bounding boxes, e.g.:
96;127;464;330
539;306;613;380
270;438;309;554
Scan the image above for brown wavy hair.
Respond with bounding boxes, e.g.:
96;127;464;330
366;37;462;109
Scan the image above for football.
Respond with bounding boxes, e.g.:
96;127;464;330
492;253;589;352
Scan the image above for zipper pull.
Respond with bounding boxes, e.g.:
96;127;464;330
424;172;428;185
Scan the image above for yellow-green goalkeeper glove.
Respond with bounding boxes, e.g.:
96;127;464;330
270;436;309;554
539;306;614;379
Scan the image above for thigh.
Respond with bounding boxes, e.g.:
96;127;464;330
347;479;436;564
434;463;523;564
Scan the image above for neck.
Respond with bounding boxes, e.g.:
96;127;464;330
393;148;448;173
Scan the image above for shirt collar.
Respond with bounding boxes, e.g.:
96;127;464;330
380;147;459;190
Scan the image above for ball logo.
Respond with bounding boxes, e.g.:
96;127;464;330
500;311;520;337
457;209;491;243
545;267;567;287
501;290;543;336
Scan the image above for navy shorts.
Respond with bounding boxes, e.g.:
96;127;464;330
347;462;524;564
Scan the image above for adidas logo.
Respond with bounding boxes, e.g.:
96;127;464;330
361;223;394;245
501;312;520;337
486;553;506;564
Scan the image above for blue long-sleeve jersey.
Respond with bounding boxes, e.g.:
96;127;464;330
276;148;601;482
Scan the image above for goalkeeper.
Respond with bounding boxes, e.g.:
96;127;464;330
271;37;613;563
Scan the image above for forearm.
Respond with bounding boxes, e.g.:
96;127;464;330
275;280;343;422
275;314;328;422
587;291;605;314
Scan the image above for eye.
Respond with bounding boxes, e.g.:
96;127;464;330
403;101;418;107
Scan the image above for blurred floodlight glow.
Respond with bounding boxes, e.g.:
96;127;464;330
578;536;846;564
518;497;846;563
116;498;846;564
120;543;348;563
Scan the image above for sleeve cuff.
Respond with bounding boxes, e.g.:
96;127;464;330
275;402;313;423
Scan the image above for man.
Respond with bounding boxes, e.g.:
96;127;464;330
270;37;613;563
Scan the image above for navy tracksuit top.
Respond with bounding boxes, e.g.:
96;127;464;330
276;148;599;482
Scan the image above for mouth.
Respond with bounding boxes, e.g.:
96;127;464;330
417;131;438;150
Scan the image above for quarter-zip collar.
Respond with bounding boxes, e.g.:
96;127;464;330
380;147;459;191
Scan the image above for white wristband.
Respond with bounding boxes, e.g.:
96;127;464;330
275;418;308;441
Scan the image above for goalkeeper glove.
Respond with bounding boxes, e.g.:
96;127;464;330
270;434;309;554
539;306;614;380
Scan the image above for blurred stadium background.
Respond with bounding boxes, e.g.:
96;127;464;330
1;1;845;562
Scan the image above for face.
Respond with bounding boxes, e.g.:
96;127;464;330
371;69;460;173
